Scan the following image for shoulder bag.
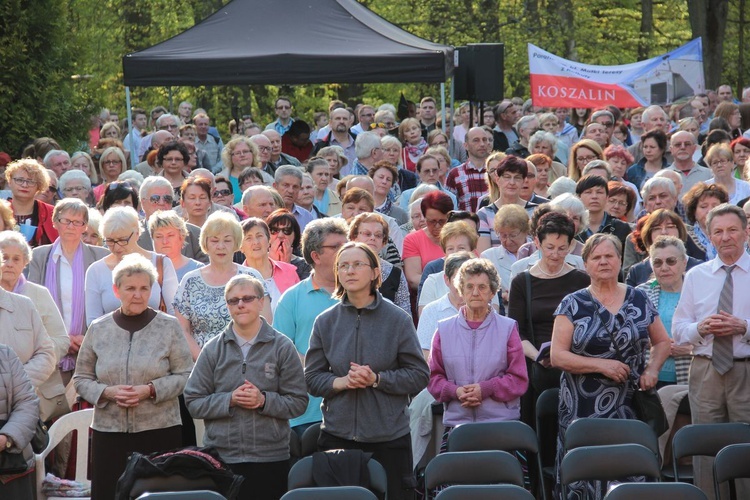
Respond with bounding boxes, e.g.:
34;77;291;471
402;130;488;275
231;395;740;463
598;308;669;437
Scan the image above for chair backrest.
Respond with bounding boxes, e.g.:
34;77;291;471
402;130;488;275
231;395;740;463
300;422;321;457
564;418;659;455
560;444;662;486
280;486;377;500
713;443;750;500
535;389;559;467
287;454;387;498
435;484;535;499
447;421;539;454
672;423;750;481
424;450;525;490
137;492;226;499
603;482;707;500
35;408;94;500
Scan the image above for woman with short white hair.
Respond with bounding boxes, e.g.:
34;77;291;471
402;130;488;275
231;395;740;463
58;169;93;205
85;206;178;325
149;210;204;283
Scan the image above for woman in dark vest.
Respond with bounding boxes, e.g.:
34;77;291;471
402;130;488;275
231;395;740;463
349;212;411;315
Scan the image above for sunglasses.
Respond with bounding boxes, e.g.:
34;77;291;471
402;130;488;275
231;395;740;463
149;194;175;205
213;189;232;198
227;295;261;306
270;227;294;236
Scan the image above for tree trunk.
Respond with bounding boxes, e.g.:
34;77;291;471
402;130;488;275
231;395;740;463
551;0;576;60
639;0;653;61
687;0;729;90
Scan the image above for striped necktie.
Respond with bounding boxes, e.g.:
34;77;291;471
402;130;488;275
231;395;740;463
712;265;736;375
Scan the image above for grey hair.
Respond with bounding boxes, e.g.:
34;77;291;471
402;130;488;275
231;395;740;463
43;150;70;168
224;274;265;301
409;184;439;205
581;233;623;263
547;176;577;199
706;203;748;232
52;198;89;224
516;115;539;134
649;235;687;260
112;253;158;288
148;210;189;239
581;160;613;180
591;109;615;123
301;218;348;266
155;113;178;128
641;176;676;200
0;231;31;264
454;258;501;297
101;206;141;238
87;208;102;235
444;251;474;280
70;152;98;184
118;170;144;189
550;192;590;229
355;131;382;160
189;168;215;185
139;176;174;201
241;185;276;209
58;169;92;192
99;147;127;177
528;130;558;155
641;105;667;127
274;165;303;184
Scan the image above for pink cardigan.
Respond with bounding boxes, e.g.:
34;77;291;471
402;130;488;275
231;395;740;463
244;258;300;295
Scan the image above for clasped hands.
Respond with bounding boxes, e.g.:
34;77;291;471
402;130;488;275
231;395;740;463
333;362;377;391
456;384;482;408
231;380;266;410
698;311;747;338
601;360;658;391
104;384;150;408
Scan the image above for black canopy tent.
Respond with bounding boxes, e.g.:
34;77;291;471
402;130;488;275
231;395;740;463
121;0;454;86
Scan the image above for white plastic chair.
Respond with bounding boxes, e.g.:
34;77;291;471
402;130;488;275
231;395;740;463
35;408;94;500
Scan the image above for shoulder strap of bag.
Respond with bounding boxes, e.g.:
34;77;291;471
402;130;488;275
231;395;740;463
524;271;535;347
156;254;164;288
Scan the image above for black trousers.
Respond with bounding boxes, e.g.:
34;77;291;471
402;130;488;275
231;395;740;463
228;460;289;500
318;431;415;500
91;425;182;500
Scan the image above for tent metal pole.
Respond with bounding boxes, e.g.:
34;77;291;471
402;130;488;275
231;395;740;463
125;86;135;170
168;87;173;113
449;79;455;136
440;83;446;133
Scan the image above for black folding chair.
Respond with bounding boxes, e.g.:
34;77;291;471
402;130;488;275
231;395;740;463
435;484;534;499
287;454;387;500
447;421;543;498
564;418;659;455
280;486;377;500
424;450;524;499
561;444;662;500
672;423;750;483
535;388;559;500
603;482;707;500
136;492;226;499
713;443;750;500
300;422;321;458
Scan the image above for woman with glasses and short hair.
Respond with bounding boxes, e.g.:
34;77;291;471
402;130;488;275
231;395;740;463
220;137;262;203
93;147;127;202
158;141;190;198
59;169;93;206
149;210;204;283
5;159;59;247
212;175;248;220
705;143;750;205
85;206;178;326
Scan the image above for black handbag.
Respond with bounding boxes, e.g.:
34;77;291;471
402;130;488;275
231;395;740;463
599;309;670;437
0;420;29;474
31;419;49;453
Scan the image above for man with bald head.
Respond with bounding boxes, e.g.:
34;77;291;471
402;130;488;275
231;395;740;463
134;130;173;177
446;127;491;212
311;107;357;166
667;130;711;195
242;185;281;219
262;129;301;169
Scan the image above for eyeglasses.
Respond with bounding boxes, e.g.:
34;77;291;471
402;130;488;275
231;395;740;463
337;261;372;272
652;257;680;268
654;223;677;233
319;243;345;251
159;124;179;130
63;186;87;193
270;227;294;236
256;146;272;153
149;194;175;205
360;113;375;118
104;231;135;247
425;218;448;228
369;122;387;130
710;158;732;167
599;122;614;128
231;149;252;157
275;105;291;110
48;186;58;193
213;189;232;198
358;230;384;240
227;295;262;306
608;198;628;208
102;159;122;166
500;174;524;183
498;231;524;240
162;156;184;164
672;141;694;148
576;155;597;164
12;177;38;187
56;217;86;227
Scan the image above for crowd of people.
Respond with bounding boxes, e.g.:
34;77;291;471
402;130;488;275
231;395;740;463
1;86;750;499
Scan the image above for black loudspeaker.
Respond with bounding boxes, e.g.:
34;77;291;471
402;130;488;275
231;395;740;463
469;43;504;102
453;44;504;102
454;46;472;100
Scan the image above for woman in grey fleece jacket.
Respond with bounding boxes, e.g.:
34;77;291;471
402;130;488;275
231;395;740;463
305;242;429;500
184;274;307;500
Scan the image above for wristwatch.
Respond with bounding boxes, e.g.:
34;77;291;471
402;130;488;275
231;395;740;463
2;435;11;449
372;373;381;388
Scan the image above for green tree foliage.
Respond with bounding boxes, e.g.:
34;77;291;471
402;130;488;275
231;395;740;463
0;0;93;155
